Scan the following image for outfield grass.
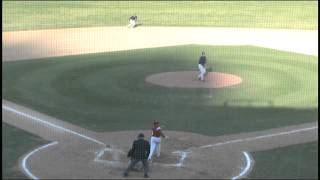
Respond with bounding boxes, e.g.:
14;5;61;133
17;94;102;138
3;1;318;31
2;123;49;179
2;45;318;135
249;141;318;179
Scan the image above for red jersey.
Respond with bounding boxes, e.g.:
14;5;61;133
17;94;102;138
152;127;162;137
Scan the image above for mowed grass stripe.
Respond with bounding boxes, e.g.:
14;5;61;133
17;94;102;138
3;1;318;31
2;45;318;135
2;123;49;179
249;141;318;179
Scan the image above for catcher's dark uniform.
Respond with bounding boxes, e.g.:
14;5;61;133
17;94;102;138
128;138;149;160
124;136;150;177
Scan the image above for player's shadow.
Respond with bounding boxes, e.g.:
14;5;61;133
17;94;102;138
134;23;143;28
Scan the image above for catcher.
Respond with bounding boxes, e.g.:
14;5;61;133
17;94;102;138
124;133;150;178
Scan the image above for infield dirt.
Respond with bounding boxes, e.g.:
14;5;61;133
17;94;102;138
2;26;317;61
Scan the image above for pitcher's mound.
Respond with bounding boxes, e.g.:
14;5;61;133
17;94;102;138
146;71;242;88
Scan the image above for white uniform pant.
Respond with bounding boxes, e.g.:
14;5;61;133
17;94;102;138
198;64;206;80
128;19;136;28
148;136;161;160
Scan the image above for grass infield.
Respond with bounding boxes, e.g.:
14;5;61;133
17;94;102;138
2;45;318;135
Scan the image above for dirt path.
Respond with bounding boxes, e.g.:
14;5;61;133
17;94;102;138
2;26;318;179
2;26;317;61
2;100;318;179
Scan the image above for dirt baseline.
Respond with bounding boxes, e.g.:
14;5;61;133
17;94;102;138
145;71;242;88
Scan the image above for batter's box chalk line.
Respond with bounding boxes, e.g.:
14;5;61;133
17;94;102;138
94;146;192;168
152;150;192;167
94;146;126;167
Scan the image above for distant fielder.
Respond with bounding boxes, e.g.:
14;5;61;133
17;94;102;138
128;15;137;28
148;121;167;161
198;51;207;82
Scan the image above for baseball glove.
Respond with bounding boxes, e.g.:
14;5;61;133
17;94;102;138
127;148;133;158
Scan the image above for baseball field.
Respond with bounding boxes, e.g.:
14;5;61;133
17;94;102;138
2;1;318;179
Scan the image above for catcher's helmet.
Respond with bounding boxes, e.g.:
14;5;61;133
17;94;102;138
138;133;144;138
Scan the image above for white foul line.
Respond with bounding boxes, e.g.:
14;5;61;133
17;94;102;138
3;105;106;180
3;105;105;146
21;141;59;180
231;152;252;180
199;126;318;149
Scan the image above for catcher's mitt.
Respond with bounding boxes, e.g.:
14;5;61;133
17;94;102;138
127;148;133;158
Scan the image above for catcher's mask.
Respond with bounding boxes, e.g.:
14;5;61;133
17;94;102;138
138;133;144;138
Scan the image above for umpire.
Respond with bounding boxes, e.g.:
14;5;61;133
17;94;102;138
124;133;150;178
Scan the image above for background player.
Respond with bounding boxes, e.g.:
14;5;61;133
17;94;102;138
128;15;137;28
198;51;207;82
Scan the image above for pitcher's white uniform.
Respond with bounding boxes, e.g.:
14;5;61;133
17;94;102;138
198;64;206;81
198;51;207;81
